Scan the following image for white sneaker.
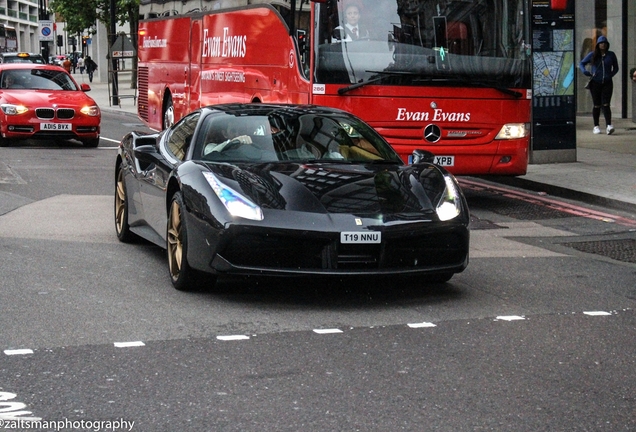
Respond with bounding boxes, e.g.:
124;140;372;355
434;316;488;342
606;125;615;135
593;126;601;134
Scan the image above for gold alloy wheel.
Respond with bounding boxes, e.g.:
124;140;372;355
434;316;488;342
115;169;126;235
167;199;183;280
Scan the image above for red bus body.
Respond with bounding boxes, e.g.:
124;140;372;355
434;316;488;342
138;0;532;176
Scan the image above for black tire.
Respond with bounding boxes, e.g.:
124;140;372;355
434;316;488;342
114;166;136;242
83;137;100;147
167;192;207;291
163;95;174;130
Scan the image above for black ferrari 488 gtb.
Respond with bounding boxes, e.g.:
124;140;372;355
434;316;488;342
115;104;469;290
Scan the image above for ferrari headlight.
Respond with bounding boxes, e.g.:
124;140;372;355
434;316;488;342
1;104;28;115
80;105;100;116
203;171;263;221
436;175;462;221
495;123;529;140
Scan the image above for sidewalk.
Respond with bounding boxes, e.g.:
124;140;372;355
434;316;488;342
81;74;636;214
75;73;138;115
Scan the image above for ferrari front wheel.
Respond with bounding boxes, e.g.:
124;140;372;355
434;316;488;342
114;166;135;242
167;192;198;291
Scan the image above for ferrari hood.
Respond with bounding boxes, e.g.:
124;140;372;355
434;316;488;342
202;161;449;216
0;89;97;108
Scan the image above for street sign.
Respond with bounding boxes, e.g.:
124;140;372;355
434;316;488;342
112;50;135;58
38;20;54;42
111;34;135;58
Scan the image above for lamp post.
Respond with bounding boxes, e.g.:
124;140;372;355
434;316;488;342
38;0;50;60
110;0;119;105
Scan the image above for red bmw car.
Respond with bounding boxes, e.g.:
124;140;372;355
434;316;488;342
0;63;100;147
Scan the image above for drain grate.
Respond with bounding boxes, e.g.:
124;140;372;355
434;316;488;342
560;239;636;264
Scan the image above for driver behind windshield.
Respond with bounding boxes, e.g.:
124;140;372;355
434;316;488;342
203;118;256;155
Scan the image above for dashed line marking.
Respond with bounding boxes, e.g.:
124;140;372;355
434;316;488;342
2;310;629;354
114;341;145;348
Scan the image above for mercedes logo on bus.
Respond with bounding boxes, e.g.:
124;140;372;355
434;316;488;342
424;124;442;143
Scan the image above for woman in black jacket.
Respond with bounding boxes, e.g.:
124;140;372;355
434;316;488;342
579;35;619;135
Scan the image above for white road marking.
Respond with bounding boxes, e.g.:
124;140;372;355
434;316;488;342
496;315;525;321
407;322;437;328
114;341;145;348
217;335;250;341
4;349;34;355
583;311;611;316
313;329;343;334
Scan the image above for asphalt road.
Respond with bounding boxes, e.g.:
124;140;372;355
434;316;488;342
1;111;635;431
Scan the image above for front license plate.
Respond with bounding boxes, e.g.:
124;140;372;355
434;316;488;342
340;232;381;244
434;156;454;166
40;123;71;131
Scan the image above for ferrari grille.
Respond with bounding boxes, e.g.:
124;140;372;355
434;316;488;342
35;108;75;120
221;228;468;272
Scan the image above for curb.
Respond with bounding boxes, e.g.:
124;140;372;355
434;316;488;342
480;175;636;215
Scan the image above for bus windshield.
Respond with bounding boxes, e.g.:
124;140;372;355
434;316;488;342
315;0;531;89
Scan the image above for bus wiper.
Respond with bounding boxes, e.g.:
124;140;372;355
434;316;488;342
339;71;523;98
415;76;523;98
337;71;413;95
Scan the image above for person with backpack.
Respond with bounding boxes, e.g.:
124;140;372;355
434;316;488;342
85;56;98;83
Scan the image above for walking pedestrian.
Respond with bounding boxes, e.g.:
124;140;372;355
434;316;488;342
579;35;619;135
62;57;72;74
84;56;98;83
77;56;85;75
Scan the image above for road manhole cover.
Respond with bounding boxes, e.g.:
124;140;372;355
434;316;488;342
560;239;636;263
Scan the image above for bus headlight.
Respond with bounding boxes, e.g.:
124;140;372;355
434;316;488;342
495;123;529;140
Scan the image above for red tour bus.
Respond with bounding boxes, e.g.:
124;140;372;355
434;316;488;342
137;0;532;175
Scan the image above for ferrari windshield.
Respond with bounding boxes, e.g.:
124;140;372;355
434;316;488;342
194;108;404;164
314;0;531;89
0;69;78;91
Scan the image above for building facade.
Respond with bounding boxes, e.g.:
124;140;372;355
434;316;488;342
0;0;39;52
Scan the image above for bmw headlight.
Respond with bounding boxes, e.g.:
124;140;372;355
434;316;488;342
1;104;28;115
203;171;263;221
495;123;529;140
436;175;462;221
80;105;100;116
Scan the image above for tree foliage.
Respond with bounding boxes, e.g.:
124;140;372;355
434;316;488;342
49;0;140;88
49;0;139;36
